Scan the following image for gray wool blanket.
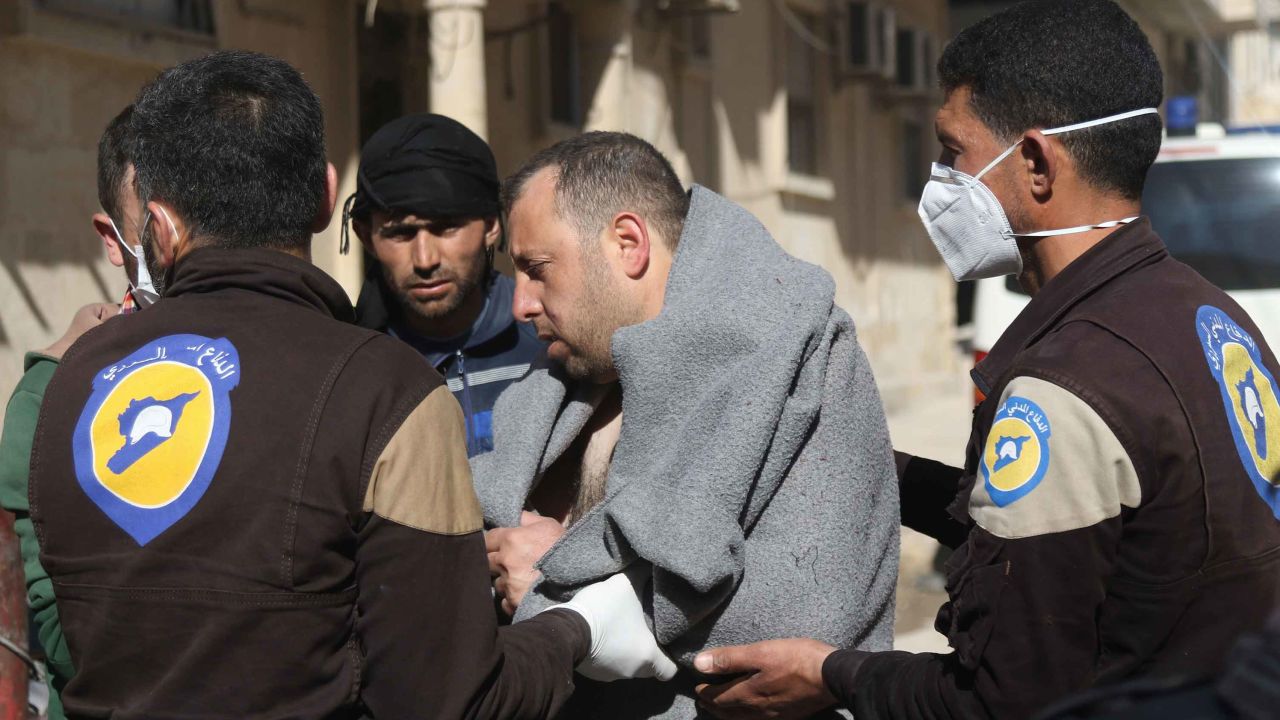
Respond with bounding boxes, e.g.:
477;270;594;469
472;186;899;719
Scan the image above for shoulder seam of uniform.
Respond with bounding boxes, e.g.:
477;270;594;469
1000;363;1149;492
370;509;482;537
280;332;385;588
1015;318;1182;486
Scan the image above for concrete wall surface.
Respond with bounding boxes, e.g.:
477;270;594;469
0;0;362;398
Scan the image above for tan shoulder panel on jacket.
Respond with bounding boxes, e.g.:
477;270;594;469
971;375;1142;540
363;385;483;535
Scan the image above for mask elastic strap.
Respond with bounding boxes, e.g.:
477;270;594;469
1040;107;1161;137
109;216;157;297
972;107;1161;182
155;205;181;240
1017;216;1140;238
973;143;1024;182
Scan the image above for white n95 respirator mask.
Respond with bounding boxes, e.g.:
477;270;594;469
918;107;1160;282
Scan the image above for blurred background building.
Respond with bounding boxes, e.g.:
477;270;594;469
0;0;956;410
0;0;1278;410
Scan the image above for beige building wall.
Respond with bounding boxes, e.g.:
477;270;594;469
0;0;363;400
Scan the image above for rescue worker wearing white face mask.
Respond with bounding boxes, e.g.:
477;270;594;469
691;2;1280;719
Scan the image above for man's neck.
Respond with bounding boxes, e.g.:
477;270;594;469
279;244;312;262
176;240;312;264
1020;197;1140;295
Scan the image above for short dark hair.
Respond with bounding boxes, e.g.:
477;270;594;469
131;50;328;249
97;105;134;223
501;132;689;249
939;0;1164;200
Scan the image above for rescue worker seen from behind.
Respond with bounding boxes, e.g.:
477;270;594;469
345;114;543;457
27;49;673;720
694;1;1280;718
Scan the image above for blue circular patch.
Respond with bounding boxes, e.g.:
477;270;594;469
981;396;1052;507
72;334;241;545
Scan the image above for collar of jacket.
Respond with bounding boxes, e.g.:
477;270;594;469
972;217;1168;396
164;246;356;323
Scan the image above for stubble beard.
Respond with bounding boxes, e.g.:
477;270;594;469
1004;196;1045;295
560;250;638;384
137;222;168;296
390;268;481;330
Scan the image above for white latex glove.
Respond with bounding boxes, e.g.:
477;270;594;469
547;567;679;682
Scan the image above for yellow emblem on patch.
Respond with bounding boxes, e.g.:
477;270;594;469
1222;342;1280;483
1198;305;1280;519
73;334;241;545
89;362;214;508
980;396;1052;507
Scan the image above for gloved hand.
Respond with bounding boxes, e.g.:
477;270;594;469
547;567;679;682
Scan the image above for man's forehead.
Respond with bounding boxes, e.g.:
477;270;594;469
371;210;457;226
507;168;561;251
936;87;996;145
936;88;972;128
514;167;559;214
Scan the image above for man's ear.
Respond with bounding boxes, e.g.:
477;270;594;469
1020;129;1059;201
610;212;651;280
146;201;184;270
312;162;340;233
93;212;126;268
483;216;502;250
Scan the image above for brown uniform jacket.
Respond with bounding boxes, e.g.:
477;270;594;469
29;247;587;719
826;220;1280;718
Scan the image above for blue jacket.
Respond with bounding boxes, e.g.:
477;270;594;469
357;271;544;456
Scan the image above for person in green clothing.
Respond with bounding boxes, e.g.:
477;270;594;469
0;104;150;718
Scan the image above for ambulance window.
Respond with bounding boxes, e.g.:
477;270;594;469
1144;157;1280;291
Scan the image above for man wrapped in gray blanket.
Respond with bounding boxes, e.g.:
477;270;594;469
477;131;900;719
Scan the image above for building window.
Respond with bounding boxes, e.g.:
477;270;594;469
786;9;821;176
847;1;870;67
548;1;581;127
1181;38;1203;95
902;119;925;201
358;3;430;144
896;27;917;89
689;13;711;60
37;0;215;35
921;33;935;89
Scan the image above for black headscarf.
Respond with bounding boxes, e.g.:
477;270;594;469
341;113;500;254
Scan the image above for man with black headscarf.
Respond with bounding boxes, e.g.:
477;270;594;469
344;114;544;456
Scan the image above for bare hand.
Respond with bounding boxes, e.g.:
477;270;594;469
485;511;565;616
693;638;838;720
41;302;117;359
